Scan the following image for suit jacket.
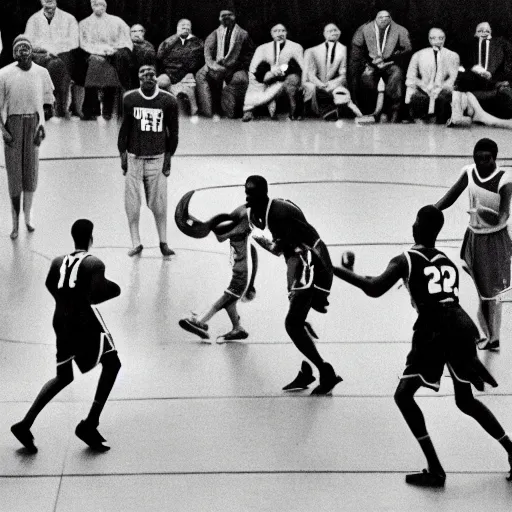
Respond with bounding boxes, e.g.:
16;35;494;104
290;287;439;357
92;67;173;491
352;21;411;62
461;37;512;82
304;41;347;88
204;24;254;78
350;20;411;94
157;34;204;83
249;40;304;80
25;8;79;55
406;46;460;102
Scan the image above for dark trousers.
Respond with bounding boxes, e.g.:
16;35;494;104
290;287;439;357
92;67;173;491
33;51;75;116
409;89;452;123
82;48;132;117
456;71;512;119
359;63;404;115
196;66;248;118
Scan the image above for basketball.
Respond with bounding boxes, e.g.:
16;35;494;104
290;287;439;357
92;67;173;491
341;251;355;271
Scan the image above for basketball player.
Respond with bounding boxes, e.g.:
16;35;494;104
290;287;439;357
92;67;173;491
243;175;342;395
179;204;258;342
333;205;512;486
118;63;179;257
436;138;512;351
11;219;122;453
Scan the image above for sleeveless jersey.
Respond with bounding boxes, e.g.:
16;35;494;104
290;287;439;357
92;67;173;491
248;198;320;251
462;164;512;234
54;251;92;311
403;247;459;311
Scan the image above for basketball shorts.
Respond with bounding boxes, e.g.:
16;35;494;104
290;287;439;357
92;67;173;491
286;250;315;296
401;304;498;392
56;307;116;373
226;240;258;299
461;227;512;299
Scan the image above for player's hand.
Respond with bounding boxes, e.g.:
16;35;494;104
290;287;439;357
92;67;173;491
33;126;45;146
162;153;171;177
341;251;355;271
120;152;128;174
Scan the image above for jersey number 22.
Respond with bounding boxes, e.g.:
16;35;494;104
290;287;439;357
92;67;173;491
424;265;458;296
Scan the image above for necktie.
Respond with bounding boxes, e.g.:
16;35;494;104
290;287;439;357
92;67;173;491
223;26;233;58
478;38;489;70
433;48;438;77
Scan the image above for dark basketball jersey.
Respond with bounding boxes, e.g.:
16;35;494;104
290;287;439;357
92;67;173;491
403;247;459;311
46;251;120;329
248;198;320;253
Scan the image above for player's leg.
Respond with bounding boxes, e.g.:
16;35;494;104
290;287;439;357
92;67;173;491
179;292;237;340
452;374;512;480
220;301;249;341
76;351;121;451
11;359;74;453
145;156;174;256
125;154;144;255
285;289;342;395
394;377;446;485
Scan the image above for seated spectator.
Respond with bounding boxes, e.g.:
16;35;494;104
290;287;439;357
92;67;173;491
242;23;304;121
405;28;459;124
350;9;411;122
157;19;204;116
130;24;156;89
457;22;512;119
196;4;254;118
448;90;512;129
78;0;132;120
303;23;362;120
25;0;79;118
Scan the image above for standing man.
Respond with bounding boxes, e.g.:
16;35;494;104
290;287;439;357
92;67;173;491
0;35;54;240
350;9;411;121
333;206;512;486
157;19;204;117
11;219;122;453
405;28;459;124
195;4;254;118
231;176;342;394
435;139;512;352
25;0;80;118
118;64;179;257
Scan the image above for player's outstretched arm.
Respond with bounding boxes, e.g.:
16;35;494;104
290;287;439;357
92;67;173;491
90;261;121;305
435;172;468;211
252;235;282;256
333;254;407;298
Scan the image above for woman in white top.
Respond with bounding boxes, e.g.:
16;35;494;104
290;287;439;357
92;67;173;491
435;138;512;351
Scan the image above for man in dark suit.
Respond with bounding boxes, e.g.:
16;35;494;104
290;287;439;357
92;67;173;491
350;8;411;122
195;3;254;118
457;22;512;118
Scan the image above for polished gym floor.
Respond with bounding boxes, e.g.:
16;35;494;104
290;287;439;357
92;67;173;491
1;116;512;511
